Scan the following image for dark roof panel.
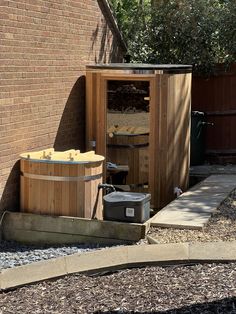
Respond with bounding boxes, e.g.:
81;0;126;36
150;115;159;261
86;63;192;70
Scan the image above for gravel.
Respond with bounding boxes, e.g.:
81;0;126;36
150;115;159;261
0;263;235;313
0;242;109;271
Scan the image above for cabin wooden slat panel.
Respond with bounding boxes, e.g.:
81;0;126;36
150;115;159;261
172;74;182;189
139;147;149;184
174;73;191;190
149;77;159;208
166;74;176;206
99;76;107;158
181;73;191;189
159;75;169;208
158;73;192;207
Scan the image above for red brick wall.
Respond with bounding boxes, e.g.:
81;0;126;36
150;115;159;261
0;0;124;211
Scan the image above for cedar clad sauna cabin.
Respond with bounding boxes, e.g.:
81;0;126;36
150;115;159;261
86;64;192;210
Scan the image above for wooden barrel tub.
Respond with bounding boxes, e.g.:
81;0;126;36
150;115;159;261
107;126;149;190
20;149;104;219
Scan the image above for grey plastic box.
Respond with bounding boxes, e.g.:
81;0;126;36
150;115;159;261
103;191;151;223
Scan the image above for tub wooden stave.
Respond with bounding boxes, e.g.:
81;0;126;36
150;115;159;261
20;158;103;219
107;132;149;189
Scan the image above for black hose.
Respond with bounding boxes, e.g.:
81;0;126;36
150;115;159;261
91;184;116;219
98;183;116;193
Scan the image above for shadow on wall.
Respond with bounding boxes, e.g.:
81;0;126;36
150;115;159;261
90;22;122;63
90;1;124;63
54;75;86;152
0;76;86;212
0;161;20;212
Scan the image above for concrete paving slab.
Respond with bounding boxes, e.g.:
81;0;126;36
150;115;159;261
177;194;227;204
156;196;224;215
188;182;235;194
152;214;211;229
151;175;235;229
190;165;236;176
179;190;229;199
150;203;216;229
203;175;236;184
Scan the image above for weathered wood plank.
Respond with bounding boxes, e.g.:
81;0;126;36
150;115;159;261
3;229;131;245
2;212;146;243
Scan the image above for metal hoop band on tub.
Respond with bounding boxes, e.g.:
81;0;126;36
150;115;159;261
21;172;102;182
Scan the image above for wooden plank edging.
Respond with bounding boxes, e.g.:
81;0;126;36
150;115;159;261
2;212;147;244
1;241;236;291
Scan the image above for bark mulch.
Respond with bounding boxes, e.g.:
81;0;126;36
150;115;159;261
0;263;236;313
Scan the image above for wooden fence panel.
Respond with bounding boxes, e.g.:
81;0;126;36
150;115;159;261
192;64;236;163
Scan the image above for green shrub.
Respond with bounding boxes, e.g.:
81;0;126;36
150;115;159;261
109;0;236;75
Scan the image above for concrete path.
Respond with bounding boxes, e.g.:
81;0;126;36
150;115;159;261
150;175;236;230
190;164;236;177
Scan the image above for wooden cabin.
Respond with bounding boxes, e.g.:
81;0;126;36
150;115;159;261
86;63;192;209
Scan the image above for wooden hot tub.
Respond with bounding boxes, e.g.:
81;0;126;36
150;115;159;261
107;125;149;189
20;149;104;219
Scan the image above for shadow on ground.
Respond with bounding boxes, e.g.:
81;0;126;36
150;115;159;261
0;161;20;212
94;296;236;313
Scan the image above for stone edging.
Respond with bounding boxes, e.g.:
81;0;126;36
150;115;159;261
1;241;236;291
